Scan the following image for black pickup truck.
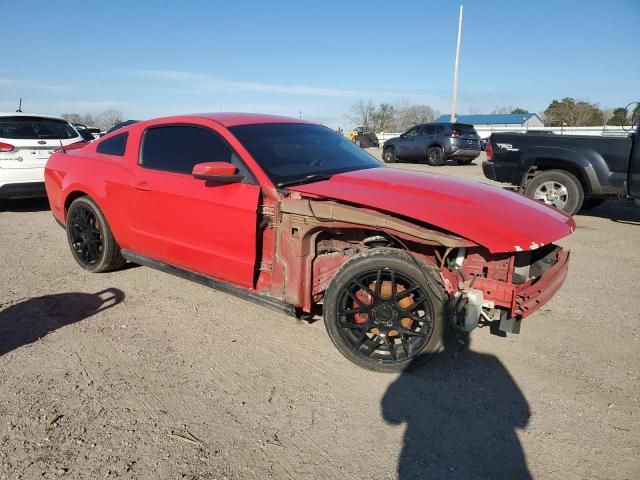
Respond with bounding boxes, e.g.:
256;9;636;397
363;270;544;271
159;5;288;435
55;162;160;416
482;124;640;215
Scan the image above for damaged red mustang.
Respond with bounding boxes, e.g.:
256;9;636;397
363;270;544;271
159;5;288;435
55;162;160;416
45;113;574;372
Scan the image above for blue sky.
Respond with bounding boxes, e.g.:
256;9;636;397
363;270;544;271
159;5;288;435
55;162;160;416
1;0;638;128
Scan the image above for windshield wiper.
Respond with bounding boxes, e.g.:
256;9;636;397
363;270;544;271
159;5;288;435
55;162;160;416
277;174;333;188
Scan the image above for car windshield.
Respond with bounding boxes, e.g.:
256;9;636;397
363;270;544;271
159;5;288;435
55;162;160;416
0;116;78;139
229;123;382;186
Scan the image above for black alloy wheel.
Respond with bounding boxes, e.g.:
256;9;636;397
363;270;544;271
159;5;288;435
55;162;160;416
66;197;126;272
324;248;444;372
69;204;104;267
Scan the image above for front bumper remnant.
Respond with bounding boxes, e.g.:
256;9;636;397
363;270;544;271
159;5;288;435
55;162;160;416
512;248;570;318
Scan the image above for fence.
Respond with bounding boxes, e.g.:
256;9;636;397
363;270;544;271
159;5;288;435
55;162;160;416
376;125;635;143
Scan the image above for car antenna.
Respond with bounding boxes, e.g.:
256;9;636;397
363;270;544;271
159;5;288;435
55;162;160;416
59;140;66;154
16;98;22;113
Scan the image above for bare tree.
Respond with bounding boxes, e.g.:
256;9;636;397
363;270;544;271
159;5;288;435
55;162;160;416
62;112;114;128
61;113;83;124
394;103;440;131
370;103;396;132
95;110;124;131
345;100;376;130
492;105;513;114
345;101;440;132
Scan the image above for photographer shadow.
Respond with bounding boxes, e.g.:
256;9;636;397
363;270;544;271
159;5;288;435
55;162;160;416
382;332;531;479
0;288;124;358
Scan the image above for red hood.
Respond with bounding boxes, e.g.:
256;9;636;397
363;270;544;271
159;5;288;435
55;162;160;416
289;167;575;253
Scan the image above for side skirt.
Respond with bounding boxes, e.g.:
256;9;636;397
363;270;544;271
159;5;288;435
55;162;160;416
120;250;296;317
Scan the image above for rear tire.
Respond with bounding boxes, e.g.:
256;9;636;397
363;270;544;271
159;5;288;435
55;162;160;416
426;147;445;166
323;248;445;373
524;169;584;215
383;147;398;163
66;196;126;272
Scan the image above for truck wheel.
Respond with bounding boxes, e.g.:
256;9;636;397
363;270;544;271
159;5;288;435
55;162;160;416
323;248;445;373
580;198;605;210
525;170;584;215
66;196;126;272
383;147;398;163
426;147;445;166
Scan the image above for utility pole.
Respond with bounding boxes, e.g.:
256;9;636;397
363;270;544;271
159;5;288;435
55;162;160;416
450;5;463;123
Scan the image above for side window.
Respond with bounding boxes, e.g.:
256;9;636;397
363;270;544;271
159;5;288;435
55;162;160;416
405;126;420;137
140;125;253;180
423;125;435;135
96;132;128;156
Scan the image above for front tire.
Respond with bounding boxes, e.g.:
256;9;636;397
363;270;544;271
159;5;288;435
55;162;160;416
66;196;126;272
426;147;445;166
525;169;584;215
324;248;445;373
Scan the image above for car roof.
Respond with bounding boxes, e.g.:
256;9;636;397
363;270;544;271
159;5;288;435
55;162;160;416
98;113;318;138
0;112;69;121
192;112;314;127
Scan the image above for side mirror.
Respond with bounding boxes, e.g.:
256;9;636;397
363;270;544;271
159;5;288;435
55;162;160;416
192;162;244;184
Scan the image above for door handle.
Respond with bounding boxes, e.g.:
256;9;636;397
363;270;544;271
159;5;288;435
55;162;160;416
135;181;151;191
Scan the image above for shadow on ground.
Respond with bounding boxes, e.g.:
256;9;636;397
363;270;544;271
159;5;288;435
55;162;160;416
0;197;51;213
382;332;531;479
577;198;640;224
0;289;125;357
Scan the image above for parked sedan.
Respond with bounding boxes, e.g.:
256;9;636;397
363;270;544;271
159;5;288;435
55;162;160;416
0;113;83;201
383;122;482;166
45;113;573;372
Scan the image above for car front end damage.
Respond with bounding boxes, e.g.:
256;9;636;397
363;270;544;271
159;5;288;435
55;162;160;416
443;244;570;334
269;195;571;337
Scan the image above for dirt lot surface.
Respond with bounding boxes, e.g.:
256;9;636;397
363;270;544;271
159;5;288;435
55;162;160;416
1;151;639;479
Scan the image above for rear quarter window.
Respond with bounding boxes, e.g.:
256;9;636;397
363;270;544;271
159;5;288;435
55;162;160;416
451;123;478;135
0;116;78;139
96;132;128;156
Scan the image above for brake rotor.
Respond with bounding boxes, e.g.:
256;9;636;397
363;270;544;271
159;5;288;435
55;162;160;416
353;280;415;336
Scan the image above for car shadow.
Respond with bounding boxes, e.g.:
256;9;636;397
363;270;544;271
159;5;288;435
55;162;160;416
0;197;50;212
381;331;532;479
576;199;640;224
0;288;125;358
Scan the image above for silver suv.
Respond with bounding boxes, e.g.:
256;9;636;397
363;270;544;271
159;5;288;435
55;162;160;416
382;122;482;166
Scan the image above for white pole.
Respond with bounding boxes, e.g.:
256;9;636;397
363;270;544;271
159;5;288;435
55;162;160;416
450;5;464;123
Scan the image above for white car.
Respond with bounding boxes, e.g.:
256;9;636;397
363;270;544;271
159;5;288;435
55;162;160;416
0;113;83;201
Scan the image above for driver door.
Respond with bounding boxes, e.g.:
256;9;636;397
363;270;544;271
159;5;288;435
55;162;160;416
127;124;260;289
396;125;423;159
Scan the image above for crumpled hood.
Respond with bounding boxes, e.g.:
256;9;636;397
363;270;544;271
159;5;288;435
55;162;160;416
289;167;575;253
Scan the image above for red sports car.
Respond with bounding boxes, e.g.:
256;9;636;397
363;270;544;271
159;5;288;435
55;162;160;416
45;113;574;372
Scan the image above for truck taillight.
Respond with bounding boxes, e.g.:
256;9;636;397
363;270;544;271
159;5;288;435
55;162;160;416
485;141;493;160
0;142;15;152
